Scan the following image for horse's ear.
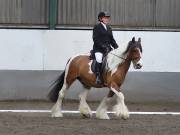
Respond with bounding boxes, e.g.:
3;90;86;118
138;38;141;43
132;37;135;42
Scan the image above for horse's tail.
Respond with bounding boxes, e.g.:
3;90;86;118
48;71;65;102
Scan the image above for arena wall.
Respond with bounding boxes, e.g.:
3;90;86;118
0;29;180;103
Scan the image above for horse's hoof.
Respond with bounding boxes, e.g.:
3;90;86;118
79;106;92;118
81;113;92;118
114;111;129;120
121;113;130;120
80;110;93;118
113;105;129;120
51;112;63;117
96;116;110;120
96;113;110;120
115;111;129;120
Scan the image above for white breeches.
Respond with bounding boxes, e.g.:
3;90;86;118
95;52;103;63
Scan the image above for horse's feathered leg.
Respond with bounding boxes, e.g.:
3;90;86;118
96;89;115;119
78;87;92;118
51;57;78;117
96;96;112;119
51;84;67;117
110;84;129;120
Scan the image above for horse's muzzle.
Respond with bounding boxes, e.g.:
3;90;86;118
135;63;142;69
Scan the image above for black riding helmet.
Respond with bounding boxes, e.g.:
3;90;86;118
98;11;110;21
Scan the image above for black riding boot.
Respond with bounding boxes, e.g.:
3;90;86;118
95;62;102;84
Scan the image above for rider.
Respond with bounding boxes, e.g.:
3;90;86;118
92;11;118;84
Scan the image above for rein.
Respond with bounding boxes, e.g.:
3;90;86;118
109;52;127;61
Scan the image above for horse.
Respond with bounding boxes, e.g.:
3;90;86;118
48;37;143;119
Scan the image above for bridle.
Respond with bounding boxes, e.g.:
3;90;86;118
109;52;127;61
110;46;141;62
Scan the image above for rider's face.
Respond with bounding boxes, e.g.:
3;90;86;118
101;17;110;24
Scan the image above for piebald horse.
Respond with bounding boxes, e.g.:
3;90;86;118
48;37;143;119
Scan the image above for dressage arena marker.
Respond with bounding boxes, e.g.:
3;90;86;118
0;110;180;115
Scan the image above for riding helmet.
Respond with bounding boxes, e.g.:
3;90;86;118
98;11;110;21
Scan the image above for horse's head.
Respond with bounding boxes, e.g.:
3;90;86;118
124;37;143;69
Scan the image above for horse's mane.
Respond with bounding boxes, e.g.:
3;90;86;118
107;46;127;71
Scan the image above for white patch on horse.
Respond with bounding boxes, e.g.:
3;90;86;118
137;49;143;65
88;60;93;74
107;48;126;72
111;67;117;76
